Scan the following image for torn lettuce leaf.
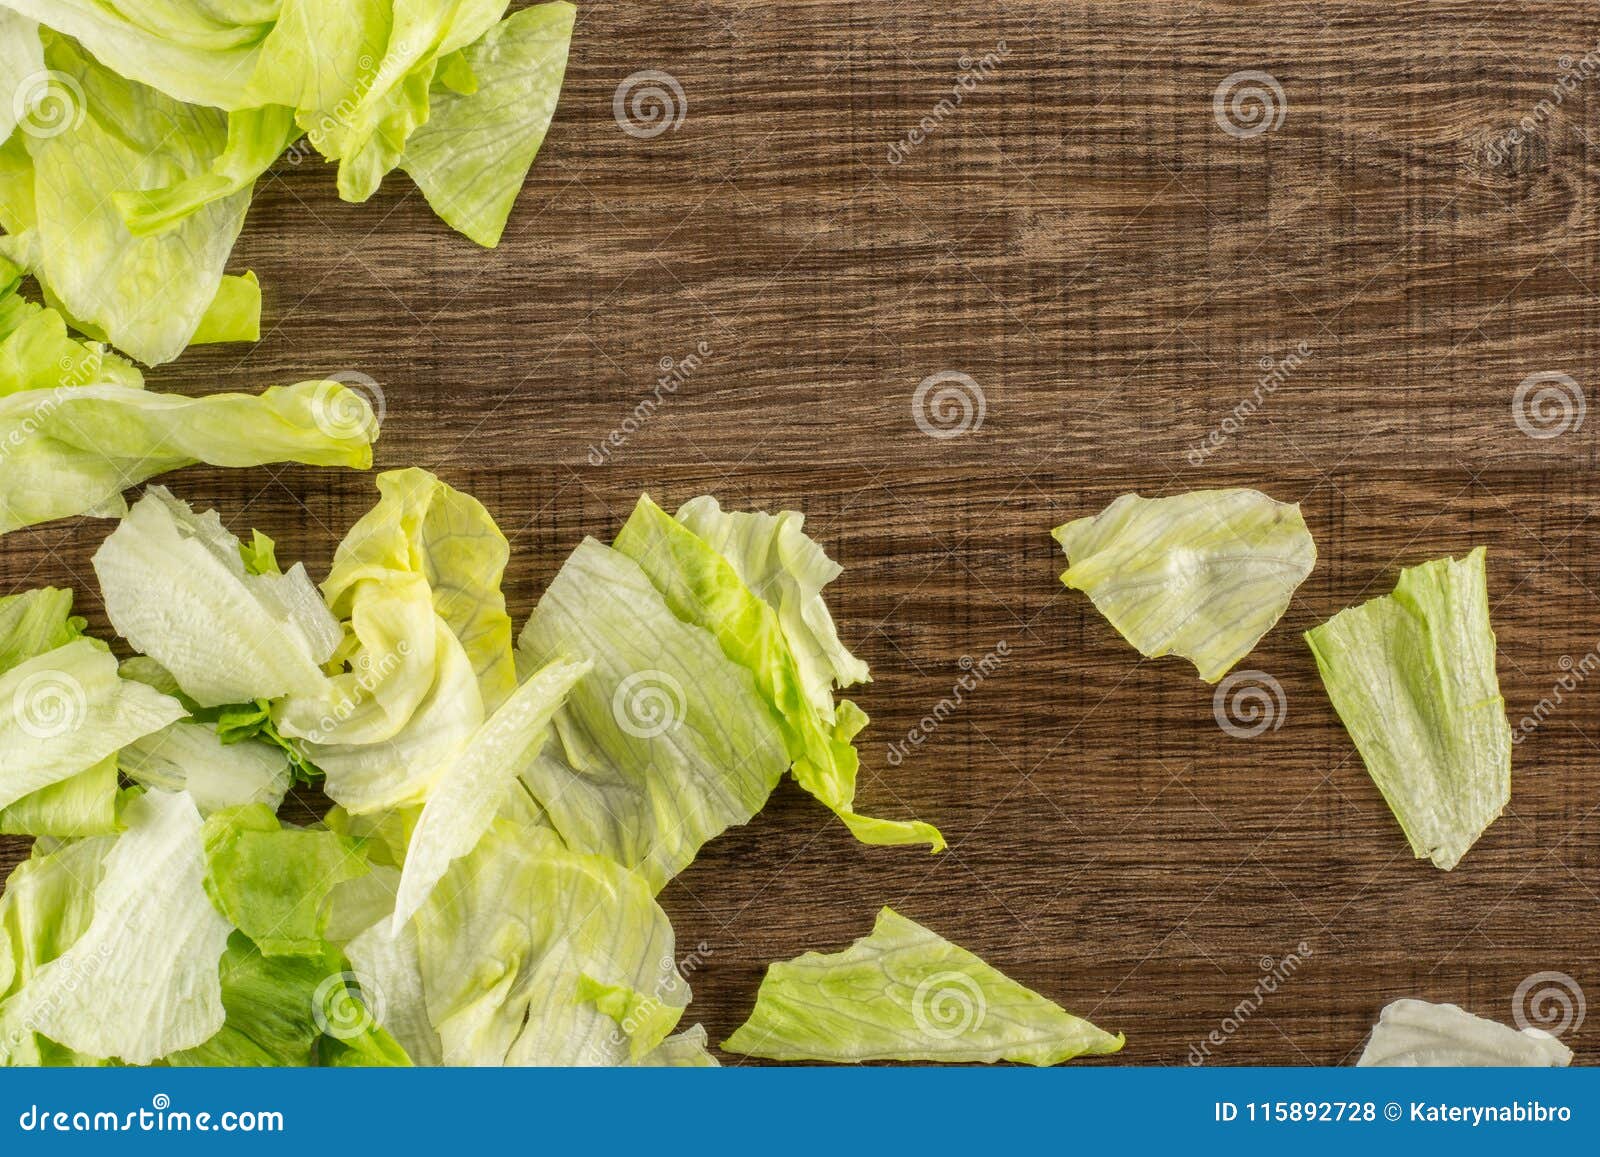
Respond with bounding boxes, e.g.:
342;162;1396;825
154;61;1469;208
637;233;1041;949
723;907;1124;1065
1306;548;1511;870
12;789;233;1064
345;916;444;1067
0;834;115;1065
390;655;589;932
0;636;185;811
0;587;82;670
614;496;942;851
0;268;143;394
413;822;688;1065
516;537;791;891
200;804;371;957
94;487;342;708
120;721;293;814
1053;488;1316;683
1356;998;1572;1067
0;32;255;365
401;1;574;246
635;1024;719;1067
0;379;377;535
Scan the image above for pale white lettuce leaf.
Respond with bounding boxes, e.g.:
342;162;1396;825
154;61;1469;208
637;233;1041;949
120;720;292;815
1357;999;1572;1067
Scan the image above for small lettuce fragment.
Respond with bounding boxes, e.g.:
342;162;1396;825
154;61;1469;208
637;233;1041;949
1306;548;1511;870
120;721;293;814
0;636;185;810
0;379;377;535
617;496;942;851
0;587;81;668
1053;488;1316;683
412;822;688;1065
0;268;142;394
391;655;589;931
12;790;233;1064
516;537;791;890
401;2;574;246
723;907;1124;1065
635;1024;719;1067
200;804;371;957
1356;999;1572;1067
94;487;342;708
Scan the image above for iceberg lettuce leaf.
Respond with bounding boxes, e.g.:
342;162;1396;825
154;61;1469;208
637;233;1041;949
723;907;1124;1065
120;721;293;815
1305;548;1511;870
1054;488;1316;683
1357;998;1572;1067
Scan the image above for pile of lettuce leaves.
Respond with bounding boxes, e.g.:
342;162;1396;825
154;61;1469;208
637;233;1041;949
0;1;576;366
0;470;972;1067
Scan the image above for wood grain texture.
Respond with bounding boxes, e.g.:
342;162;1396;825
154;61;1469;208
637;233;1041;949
5;0;1600;1065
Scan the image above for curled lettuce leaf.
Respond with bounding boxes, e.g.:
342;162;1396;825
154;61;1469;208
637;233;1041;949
94;487;342;708
1306;548;1511;870
0;379;377;535
391;655;589;931
11;790;233;1064
401;2;574;246
1054;488;1316;683
1357;999;1572;1067
723;907;1124;1065
0;636;185;810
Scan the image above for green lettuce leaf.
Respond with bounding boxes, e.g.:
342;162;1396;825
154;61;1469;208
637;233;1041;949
723;907;1125;1065
1053;488;1316;683
10;789;233;1064
0;32;255;364
0;636;185;810
200;804;371;957
411;822;688;1065
401;1;573;246
0;586;81;670
0;271;142;394
1305;548;1511;870
94;487;342;708
615;496;942;851
390;655;589;931
0;379;377;535
516;536;791;891
1356;999;1572;1067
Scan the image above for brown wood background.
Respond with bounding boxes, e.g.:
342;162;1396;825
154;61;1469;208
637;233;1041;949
5;0;1600;1065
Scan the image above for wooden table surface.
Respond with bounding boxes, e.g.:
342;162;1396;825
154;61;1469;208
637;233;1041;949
6;0;1600;1066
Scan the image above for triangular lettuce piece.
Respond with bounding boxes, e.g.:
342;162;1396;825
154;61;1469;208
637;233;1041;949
200;804;371;958
0;586;82;669
0;636;185;810
723;907;1124;1065
1357;998;1572;1067
391;655;589;931
93;487;342;708
0;379;377;535
12;789;233;1064
1053;488;1316;683
634;1024;719;1067
0;834;115;1066
400;2;574;246
615;496;942;851
412;822;688;1065
1306;548;1511;870
0;32;253;364
120;721;293;814
516;537;791;891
